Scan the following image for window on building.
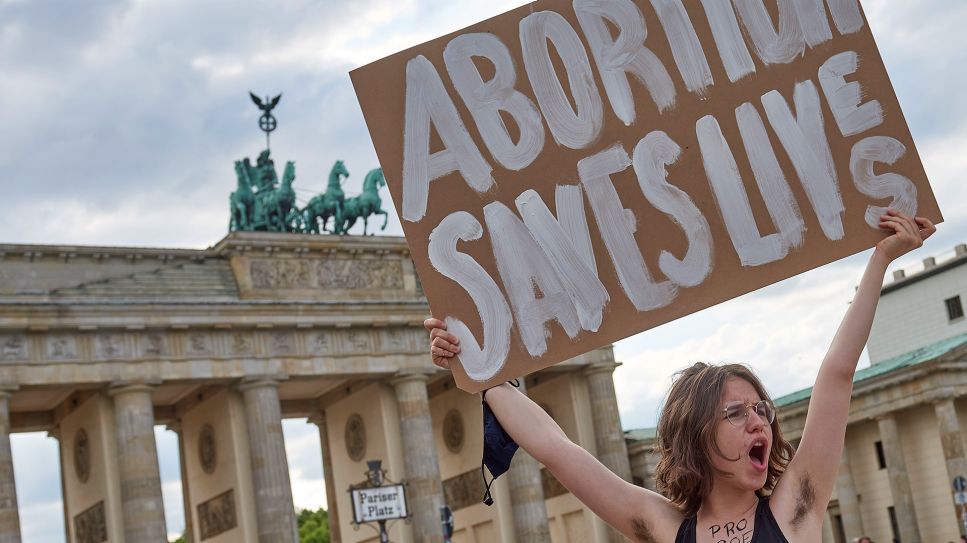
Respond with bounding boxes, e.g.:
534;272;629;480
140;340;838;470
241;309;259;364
947;295;965;321
875;441;887;469
888;506;900;542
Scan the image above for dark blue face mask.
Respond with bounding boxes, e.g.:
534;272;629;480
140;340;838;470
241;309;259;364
480;379;520;506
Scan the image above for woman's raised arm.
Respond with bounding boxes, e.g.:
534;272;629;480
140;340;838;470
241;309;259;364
772;210;936;525
425;318;684;541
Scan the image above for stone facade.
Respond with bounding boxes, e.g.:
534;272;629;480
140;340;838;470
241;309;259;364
0;232;632;543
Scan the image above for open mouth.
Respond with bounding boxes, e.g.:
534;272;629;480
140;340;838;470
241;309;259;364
749;439;768;472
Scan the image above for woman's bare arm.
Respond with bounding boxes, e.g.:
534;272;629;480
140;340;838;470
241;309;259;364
772;211;935;524
426;319;683;540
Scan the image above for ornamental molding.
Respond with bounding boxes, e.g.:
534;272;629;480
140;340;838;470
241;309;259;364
246;257;404;290
0;325;426;364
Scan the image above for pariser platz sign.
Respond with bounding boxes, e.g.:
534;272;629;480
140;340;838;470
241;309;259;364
351;484;409;524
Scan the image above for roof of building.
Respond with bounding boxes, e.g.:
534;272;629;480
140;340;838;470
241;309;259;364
774;332;967;407
49;260;240;301
882;244;967;295
624;427;657;441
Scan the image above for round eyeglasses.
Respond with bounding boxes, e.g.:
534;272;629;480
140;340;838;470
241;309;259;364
721;400;775;427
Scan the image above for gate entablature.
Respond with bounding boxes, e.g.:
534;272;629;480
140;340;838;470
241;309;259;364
0;231;432;429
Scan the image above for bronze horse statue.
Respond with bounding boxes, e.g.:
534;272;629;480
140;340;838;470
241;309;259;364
339;168;388;235
229;160;255;231
303;160;349;234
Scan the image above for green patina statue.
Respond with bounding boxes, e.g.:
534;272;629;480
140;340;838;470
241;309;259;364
339;168;388;235
229;92;388;235
228;154;388;235
302;160;349;234
229;148;298;233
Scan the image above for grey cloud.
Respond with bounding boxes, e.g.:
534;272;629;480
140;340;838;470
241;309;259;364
0;0;400;247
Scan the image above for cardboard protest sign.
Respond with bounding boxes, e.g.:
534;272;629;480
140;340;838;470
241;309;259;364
350;0;942;393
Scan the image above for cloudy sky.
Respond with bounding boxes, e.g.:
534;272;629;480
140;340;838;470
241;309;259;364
3;0;966;541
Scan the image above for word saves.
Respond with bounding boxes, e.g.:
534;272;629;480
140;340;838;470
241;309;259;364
403;0;918;382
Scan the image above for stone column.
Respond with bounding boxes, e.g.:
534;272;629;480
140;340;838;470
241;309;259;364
834;446;864;540
584;363;632;480
109;383;167;542
0;390;21;543
821;512;836;543
584;363;631;543
935;398;967;480
934;398;967;525
237;377;299;543
307;412;341;543
877;414;920;543
50;428;70;543
390;372;445;543
505;381;551;543
168;422;195;543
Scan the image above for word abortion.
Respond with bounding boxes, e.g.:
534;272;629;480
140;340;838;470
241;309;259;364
406;0;918;382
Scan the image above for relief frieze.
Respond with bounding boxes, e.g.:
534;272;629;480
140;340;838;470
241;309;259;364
74;500;108;543
95;333;128;360
540;468;568;499
345;414;366;462
140;333;166;357
74;429;91;483
229;331;255;356
268;331;296;356
377;327;422;353
198;424;217;475
310;331;333;355
7;325;420;364
345;330;372;352
47;335;78;360
249;258;404;290
185;332;213;356
198;489;237;540
0;335;27;361
443;468;486;512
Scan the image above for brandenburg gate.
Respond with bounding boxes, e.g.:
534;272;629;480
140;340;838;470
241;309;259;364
0;231;631;543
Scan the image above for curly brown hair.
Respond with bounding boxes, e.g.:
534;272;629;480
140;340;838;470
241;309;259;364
654;362;795;518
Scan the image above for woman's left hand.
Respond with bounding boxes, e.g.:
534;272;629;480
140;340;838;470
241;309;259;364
876;209;936;262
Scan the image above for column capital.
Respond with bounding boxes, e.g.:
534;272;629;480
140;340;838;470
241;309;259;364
931;390;958;405
107;380;160;397
388;369;434;388
306;411;327;427
0;381;18;400
235;374;287;393
583;361;622;377
874;412;898;423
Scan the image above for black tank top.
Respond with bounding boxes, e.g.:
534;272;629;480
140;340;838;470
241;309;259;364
674;497;789;543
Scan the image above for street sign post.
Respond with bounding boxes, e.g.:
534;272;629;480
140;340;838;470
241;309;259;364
351;484;408;524
348;460;409;543
440;506;454;543
954;476;967;534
